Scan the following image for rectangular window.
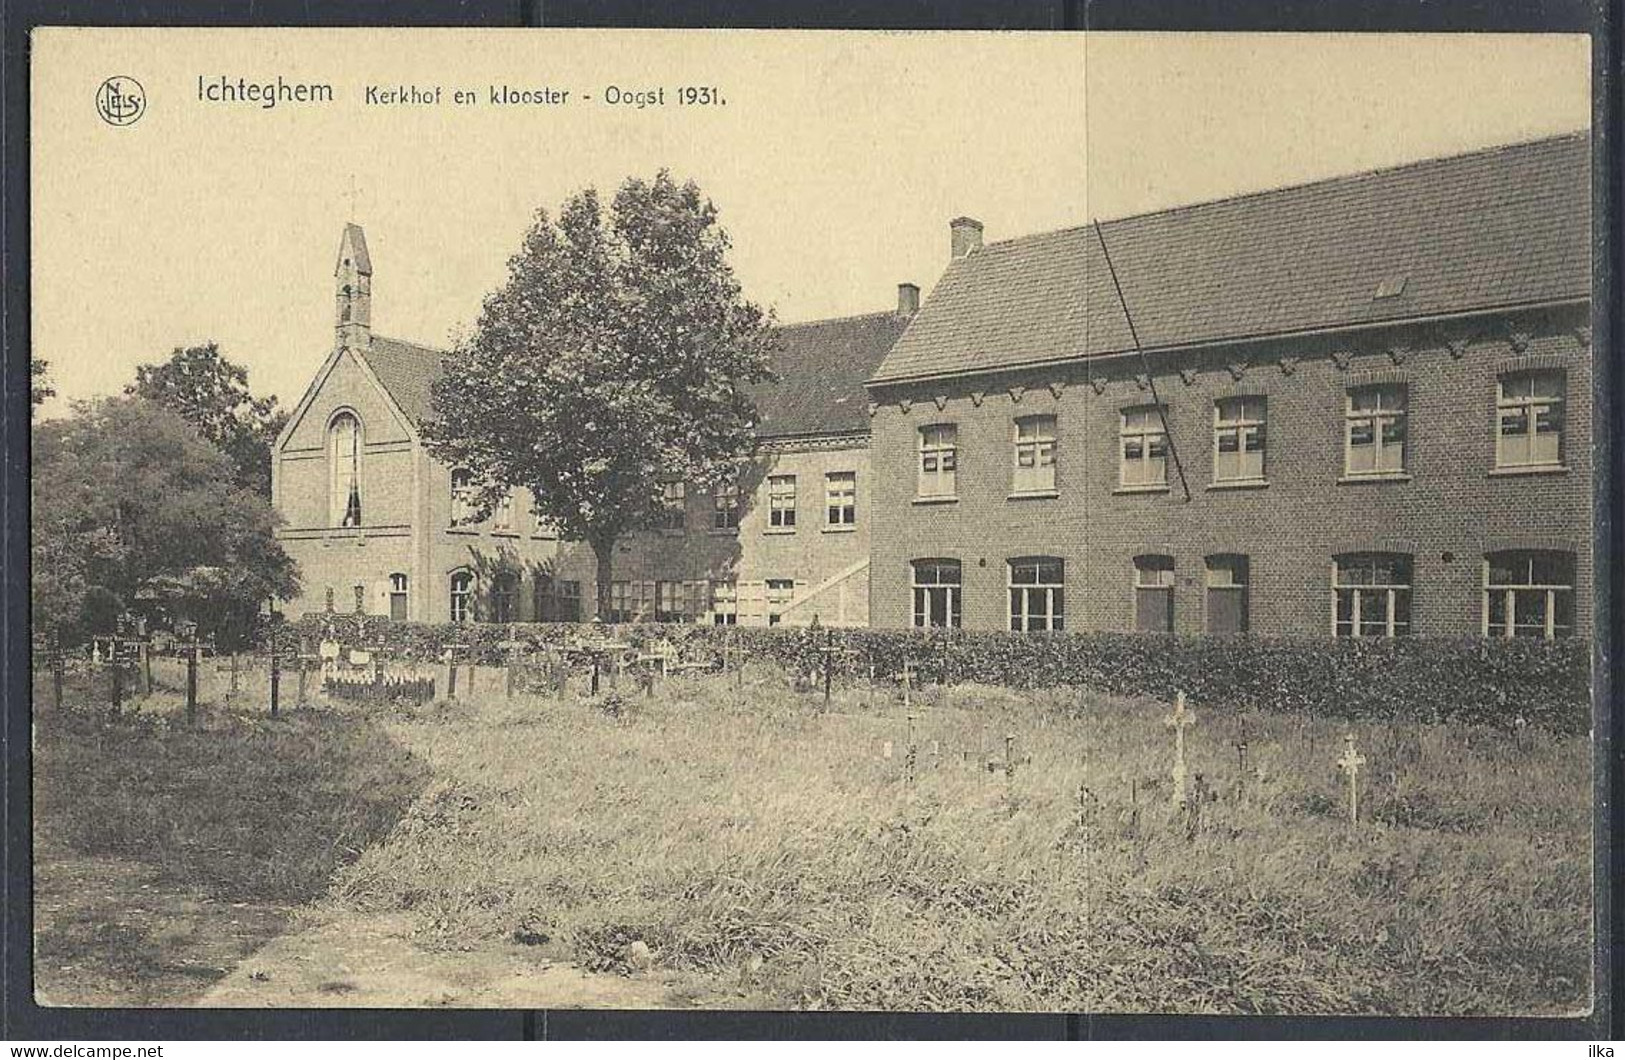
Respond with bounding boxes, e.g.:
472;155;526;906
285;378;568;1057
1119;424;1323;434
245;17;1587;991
710;580;738;625
535;577;582;623
659;481;687;532
490;573;518;624
1496;371;1565;468
768;475;797;529
1133;555;1175;632
713;479;741;530
765;578;795;626
656;580;694;622
1484;551;1574;639
493;490;515;532
918;424;958;498
1012;415;1058;493
1120;407;1168;487
388;573;409;622
1009;557;1065;632
1213;397;1266;483
449;571;473;624
1205;555;1249;634
450;468;478;526
911;559;962;628
1333;553;1413;637
609;580;632;624
1345;385;1407;476
825;472;857;526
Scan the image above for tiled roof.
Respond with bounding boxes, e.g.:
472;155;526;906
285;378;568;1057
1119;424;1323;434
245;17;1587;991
748;310;911;437
870;132;1591;385
357;309;909;440
359;335;445;424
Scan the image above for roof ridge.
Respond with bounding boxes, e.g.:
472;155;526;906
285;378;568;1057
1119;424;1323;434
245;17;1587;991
774;308;906;331
976;129;1589;253
368;333;446;355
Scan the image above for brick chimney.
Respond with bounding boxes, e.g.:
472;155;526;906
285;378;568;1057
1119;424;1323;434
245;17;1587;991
334;223;373;350
950;216;984;260
897;282;920;316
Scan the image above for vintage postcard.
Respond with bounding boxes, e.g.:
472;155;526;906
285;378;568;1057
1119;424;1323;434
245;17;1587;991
28;28;1598;1017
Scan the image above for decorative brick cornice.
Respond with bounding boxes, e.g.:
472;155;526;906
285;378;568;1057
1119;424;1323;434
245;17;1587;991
1134;373;1150;391
1330;349;1353;371
1226;361;1248;381
1278;356;1299;376
1008;384;1026;404
1048;380;1066;399
1505;326;1532;354
1178;367;1199;386
933;394;949;412
1385;344;1409;366
1090;376;1108;395
970;389;985;408
897;398;912;414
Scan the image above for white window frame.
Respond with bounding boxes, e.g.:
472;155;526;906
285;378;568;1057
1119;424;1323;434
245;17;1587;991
1496;371;1565;469
1344;385;1407;477
388;572;409;620
493;489;515;532
918;424;958;498
450;468;478;526
765;578;795;626
660;481;687;532
710;580;738;625
1213;397;1266;483
1119;406;1168;487
1332;553;1413;637
713;479;741;531
767;475;797;529
1008;557;1064;632
911;559;963;628
1483;551;1575;639
328;411;363;527
449;569;473;624
1011;415;1058;494
825;471;857;526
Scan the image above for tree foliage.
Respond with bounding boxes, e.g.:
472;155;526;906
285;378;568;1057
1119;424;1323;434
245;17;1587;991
126;342;288;497
424;172;777;618
31;397;300;647
31;358;54;408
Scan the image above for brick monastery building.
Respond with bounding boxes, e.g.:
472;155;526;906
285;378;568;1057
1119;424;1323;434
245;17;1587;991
275;132;1592;639
272;225;909;626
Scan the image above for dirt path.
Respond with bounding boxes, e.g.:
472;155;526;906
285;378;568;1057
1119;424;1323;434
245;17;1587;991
33;839;291;1007
198;909;681;1009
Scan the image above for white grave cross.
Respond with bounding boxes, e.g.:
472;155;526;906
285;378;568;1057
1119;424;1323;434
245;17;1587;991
1163;691;1196;805
1337;733;1366;824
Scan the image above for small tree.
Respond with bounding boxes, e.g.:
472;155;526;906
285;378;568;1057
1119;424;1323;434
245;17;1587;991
126;342;288;497
424;172;777;620
31;397;299;647
30;358;54;408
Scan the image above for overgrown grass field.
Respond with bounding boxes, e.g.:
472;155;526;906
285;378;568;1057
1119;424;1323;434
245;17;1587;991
318;662;1593;1015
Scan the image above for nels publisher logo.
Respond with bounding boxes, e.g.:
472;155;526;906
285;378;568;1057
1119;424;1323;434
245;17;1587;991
96;76;146;126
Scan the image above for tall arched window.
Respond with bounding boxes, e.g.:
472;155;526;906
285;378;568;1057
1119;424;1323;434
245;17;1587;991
449;570;474;624
328;411;363;527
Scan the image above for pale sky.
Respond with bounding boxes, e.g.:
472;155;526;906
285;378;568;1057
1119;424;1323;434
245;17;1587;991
31;29;1589;416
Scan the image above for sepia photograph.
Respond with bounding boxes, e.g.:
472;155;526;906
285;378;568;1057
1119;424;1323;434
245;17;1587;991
26;27;1600;1018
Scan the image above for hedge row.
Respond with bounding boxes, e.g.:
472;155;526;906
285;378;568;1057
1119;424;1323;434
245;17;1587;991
277;616;1592;733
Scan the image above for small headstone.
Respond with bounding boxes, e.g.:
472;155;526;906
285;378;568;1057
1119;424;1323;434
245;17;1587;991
881;740;893;760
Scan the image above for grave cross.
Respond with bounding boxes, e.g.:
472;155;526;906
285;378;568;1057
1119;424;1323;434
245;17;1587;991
1164;691;1196;806
1337;733;1366;824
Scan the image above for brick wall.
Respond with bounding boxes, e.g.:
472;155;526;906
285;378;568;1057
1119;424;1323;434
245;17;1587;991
867;306;1593;637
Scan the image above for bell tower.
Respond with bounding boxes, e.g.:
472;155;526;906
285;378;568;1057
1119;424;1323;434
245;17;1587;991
334;222;372;350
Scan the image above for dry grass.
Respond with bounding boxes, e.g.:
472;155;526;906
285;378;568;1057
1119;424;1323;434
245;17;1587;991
321;662;1592;1015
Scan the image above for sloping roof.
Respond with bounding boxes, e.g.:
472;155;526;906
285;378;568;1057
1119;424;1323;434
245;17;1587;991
870;132;1591;385
748;310;911;437
359;335;444;424
337;223;372;274
356;309;909;440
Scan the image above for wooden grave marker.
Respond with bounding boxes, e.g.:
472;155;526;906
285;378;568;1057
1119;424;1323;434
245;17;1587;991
1164;691;1196;806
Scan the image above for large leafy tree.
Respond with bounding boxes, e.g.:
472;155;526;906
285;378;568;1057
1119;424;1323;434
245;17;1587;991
126;343;288;497
424;172;777;620
31;397;299;648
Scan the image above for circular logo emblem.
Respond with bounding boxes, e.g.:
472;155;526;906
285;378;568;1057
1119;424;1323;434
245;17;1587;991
96;76;146;126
